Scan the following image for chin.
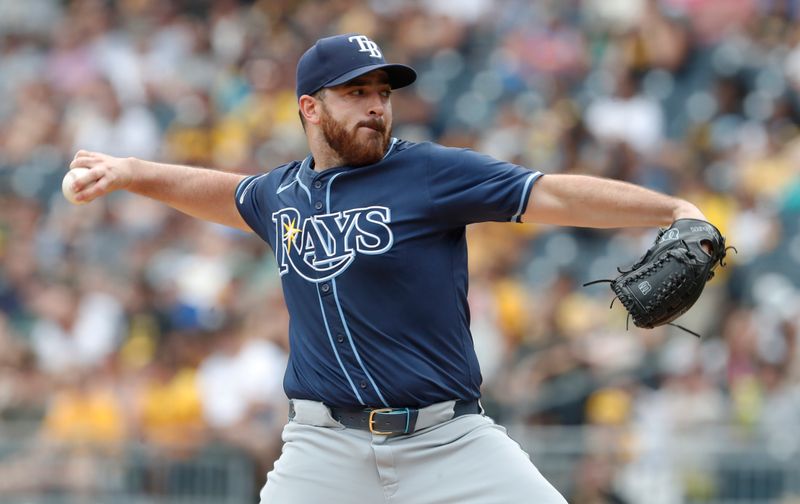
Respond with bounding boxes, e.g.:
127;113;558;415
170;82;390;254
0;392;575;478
329;125;391;166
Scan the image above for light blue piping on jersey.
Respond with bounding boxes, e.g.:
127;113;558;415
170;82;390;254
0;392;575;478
384;137;399;158
326;171;390;407
276;156;313;204
321;138;399;214
317;283;365;405
295;157;313;204
278;141;396;203
511;172;543;223
320;139;397;252
331;278;389;407
237;173;268;204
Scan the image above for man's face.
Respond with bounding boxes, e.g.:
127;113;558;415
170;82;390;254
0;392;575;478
317;70;393;167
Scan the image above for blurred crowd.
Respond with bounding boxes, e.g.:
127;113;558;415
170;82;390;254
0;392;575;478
1;0;800;502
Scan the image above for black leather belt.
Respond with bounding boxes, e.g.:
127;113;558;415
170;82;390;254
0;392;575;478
327;399;480;435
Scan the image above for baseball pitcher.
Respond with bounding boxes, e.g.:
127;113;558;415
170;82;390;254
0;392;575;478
66;34;726;504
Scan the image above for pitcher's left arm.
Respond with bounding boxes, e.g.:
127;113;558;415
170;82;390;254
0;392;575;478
522;174;706;228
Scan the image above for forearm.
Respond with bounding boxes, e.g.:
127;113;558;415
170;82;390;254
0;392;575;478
68;150;252;232
127;159;249;230
523;174;705;228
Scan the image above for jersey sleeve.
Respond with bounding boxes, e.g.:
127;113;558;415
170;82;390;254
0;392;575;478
426;144;543;224
234;173;273;244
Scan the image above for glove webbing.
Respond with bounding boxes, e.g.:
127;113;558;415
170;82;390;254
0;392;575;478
582;278;703;338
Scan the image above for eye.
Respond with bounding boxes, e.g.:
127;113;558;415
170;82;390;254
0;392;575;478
381;89;392;98
350;89;364;96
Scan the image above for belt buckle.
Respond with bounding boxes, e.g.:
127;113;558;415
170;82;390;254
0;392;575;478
368;408;396;435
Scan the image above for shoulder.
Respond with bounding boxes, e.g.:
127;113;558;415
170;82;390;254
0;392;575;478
267;160;303;182
387;140;470;164
422;142;503;172
243;160;301;187
424;142;483;164
381;138;423;158
394;140;455;155
236;160;302;203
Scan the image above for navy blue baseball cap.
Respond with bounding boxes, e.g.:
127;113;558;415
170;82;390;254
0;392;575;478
296;34;417;99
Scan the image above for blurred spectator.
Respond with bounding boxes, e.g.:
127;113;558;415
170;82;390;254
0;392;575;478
1;0;800;501
64;78;161;159
585;68;665;155
42;370;126;447
29;282;125;376
132;335;206;453
197;314;288;476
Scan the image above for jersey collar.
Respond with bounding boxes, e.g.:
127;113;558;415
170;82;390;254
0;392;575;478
298;137;400;187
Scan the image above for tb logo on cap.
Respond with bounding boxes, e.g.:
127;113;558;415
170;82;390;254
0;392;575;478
348;35;382;59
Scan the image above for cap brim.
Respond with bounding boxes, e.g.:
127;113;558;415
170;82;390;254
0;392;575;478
324;63;417;91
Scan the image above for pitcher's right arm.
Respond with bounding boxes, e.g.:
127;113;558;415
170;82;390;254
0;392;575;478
69;150;251;232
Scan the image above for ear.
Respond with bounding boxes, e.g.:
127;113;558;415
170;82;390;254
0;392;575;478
299;95;322;125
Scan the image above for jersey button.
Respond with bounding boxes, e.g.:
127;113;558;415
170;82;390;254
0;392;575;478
336;334;345;343
314;201;323;210
359;381;367;389
321;283;330;293
313;180;322;189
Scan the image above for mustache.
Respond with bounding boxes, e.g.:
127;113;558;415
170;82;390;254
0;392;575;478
356;118;386;133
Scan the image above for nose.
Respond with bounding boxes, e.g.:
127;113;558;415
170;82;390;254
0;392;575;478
366;92;385;118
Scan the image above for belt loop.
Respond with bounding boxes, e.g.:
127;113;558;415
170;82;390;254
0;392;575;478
453;399;480;417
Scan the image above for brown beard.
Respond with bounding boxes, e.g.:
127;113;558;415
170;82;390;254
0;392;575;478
319;103;391;167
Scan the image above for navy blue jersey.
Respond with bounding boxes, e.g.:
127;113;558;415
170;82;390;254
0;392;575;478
236;139;542;408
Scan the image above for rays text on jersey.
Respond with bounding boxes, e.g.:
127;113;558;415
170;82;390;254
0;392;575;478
272;206;393;282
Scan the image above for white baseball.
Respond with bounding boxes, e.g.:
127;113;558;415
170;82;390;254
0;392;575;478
62;167;91;205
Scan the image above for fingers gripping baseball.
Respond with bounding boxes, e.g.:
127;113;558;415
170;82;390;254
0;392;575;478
65;150;132;203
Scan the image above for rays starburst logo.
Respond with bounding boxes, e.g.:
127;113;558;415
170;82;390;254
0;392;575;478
272;206;393;283
282;218;302;254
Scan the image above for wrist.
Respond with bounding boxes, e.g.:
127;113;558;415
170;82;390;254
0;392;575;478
121;157;141;191
671;201;706;223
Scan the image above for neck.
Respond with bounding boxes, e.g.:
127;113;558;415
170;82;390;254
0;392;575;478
309;140;344;171
304;128;344;171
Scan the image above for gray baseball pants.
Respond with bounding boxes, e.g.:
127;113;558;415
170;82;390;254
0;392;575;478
259;399;567;504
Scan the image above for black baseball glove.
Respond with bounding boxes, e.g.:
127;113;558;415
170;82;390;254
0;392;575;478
586;219;731;337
